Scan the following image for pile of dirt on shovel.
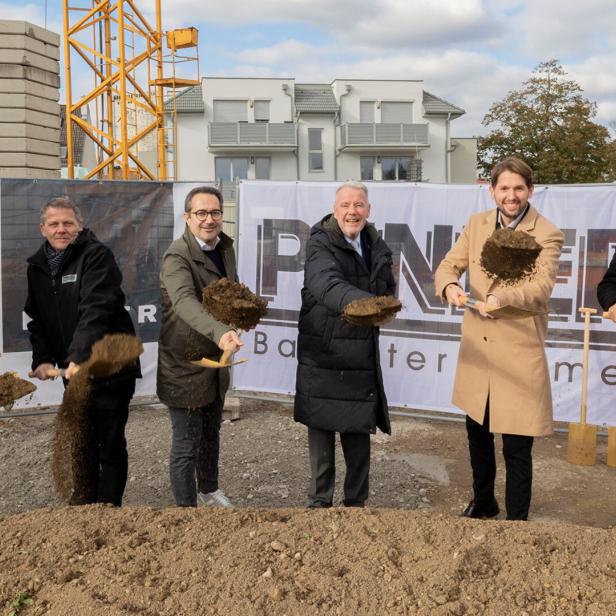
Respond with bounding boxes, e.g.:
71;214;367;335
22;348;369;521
343;295;402;326
0;506;615;616
86;333;143;378
480;228;542;284
0;372;36;410
203;278;268;330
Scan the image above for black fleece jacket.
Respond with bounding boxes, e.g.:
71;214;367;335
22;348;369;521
25;228;137;371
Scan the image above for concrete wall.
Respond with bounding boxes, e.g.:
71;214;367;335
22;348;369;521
332;79;425;124
0;20;60;178
298;114;335;181
421;116;447;183
451;137;478;184
176;113;208;180
202;77;295;122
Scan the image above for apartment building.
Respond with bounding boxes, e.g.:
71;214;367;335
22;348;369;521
174;77;476;186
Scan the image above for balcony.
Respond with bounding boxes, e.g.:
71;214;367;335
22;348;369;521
209;122;297;151
340;123;429;151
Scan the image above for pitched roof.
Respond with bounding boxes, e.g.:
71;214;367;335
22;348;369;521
294;84;339;114
164;85;204;113
422;91;465;117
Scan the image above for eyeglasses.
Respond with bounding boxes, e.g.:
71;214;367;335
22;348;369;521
190;209;223;222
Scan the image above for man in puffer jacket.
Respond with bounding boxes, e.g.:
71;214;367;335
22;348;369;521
294;181;396;508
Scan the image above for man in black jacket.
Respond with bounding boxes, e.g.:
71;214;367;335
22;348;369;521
598;255;616;319
25;196;139;506
295;181;396;508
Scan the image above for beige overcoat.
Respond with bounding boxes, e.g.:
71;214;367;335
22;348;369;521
434;206;564;436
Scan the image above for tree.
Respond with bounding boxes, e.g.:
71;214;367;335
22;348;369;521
478;60;616;183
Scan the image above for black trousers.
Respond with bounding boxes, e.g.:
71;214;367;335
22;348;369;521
168;397;223;507
466;406;534;520
72;377;136;506
308;427;370;507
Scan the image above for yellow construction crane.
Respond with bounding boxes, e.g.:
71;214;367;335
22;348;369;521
63;0;199;180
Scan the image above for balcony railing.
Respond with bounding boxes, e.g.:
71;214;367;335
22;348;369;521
340;123;429;147
209;122;297;148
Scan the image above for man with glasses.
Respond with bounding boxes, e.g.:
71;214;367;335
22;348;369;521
157;186;242;507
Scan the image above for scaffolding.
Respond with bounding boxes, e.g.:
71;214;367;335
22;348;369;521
63;0;199;180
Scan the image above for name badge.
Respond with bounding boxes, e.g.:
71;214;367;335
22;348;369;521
62;274;77;284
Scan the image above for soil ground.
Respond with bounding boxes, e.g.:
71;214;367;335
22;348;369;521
0;397;615;614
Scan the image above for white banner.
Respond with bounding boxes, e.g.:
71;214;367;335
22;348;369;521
235;180;616;427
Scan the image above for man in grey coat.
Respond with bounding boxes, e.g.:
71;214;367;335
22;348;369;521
157;186;242;507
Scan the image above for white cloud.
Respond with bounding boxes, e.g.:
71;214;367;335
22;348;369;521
496;1;616;59
0;2;62;35
140;0;497;48
231;40;331;66
335;0;494;47
7;1;616;137
0;3;43;23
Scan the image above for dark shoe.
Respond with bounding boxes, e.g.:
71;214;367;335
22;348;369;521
461;498;500;519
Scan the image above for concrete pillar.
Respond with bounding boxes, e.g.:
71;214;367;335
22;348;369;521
0;20;61;179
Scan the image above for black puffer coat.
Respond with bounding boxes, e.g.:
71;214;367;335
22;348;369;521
25;229;138;373
294;214;396;435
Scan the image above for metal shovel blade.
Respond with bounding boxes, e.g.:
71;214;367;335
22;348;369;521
461;296;544;320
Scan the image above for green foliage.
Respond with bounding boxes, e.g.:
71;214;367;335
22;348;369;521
478;59;616;183
6;593;33;616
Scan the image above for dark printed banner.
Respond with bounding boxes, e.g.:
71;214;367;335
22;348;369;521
0;179;175;353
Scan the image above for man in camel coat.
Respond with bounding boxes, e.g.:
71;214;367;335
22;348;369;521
434;157;563;521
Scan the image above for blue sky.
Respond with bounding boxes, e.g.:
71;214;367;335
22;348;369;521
2;0;615;137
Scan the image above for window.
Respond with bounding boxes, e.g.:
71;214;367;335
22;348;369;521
215;157;249;181
213;100;248;122
382;157;411;181
254;100;270;122
255;157;270;180
380;101;412;123
308;128;323;171
359;101;375;123
360;156;375;181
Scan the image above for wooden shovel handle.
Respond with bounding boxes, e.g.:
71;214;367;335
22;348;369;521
27;366;80;379
578;308;596;425
28;367;63;379
219;344;236;366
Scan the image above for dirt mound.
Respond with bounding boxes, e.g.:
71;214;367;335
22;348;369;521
0;506;614;616
480;228;542;284
0;372;36;409
343;296;402;326
203;278;268;331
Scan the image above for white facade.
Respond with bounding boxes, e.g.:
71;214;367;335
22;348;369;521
174;77;476;187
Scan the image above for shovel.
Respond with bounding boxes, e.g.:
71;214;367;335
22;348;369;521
567;307;597;466
460;296;546;320
28;366;80;379
191;344;248;369
598;310;616;468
